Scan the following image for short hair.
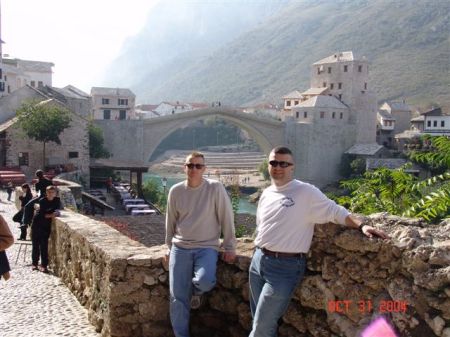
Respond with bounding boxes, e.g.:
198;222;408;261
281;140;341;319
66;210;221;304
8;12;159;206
35;169;44;178
21;183;30;190
46;186;57;192
271;146;293;156
185;151;205;162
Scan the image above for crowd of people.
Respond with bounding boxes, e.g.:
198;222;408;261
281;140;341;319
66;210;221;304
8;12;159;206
1;169;62;277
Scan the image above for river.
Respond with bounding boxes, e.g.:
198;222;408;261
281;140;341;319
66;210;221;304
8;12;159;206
144;172;257;215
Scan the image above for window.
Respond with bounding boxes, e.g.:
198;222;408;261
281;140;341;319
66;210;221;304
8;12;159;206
18;152;29;166
0;82;4;92
330;83;334;90
317;67;321;75
38;81;43;88
332;112;336;119
294;100;299;105
304;111;307;118
323;82;327;87
286;100;291;107
4;75;7;81
441;121;445;127
102;98;110;105
68;151;79;159
7;85;10;93
118;98;128;105
427;121;431;127
103;109;111;120
364;83;367;90
0;69;2;78
320;111;325;119
338;94;342;100
340;112;343;119
119;110;126;120
433;121;437;127
344;65;348;72
358;65;362;72
31;80;35;87
338;83;342;89
296;111;299;118
328;67;331;74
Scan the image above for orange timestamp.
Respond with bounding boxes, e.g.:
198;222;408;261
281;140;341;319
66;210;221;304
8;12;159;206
327;300;408;314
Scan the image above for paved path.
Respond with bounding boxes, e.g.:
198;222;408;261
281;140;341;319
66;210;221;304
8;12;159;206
0;191;100;337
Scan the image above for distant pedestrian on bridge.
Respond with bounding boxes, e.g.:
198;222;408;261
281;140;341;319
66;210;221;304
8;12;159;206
165;151;236;337
248;146;389;337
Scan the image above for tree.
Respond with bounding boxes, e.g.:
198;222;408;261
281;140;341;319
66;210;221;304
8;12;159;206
88;122;111;158
336;136;450;223
142;178;167;212
16;100;72;167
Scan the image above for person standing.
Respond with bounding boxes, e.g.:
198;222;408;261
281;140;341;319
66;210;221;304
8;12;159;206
249;146;389;337
165;151;236;337
22;170;53;226
6;182;13;201
13;183;33;240
31;186;61;273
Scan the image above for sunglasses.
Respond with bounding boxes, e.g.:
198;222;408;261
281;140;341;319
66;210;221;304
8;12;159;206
269;160;293;168
184;163;205;169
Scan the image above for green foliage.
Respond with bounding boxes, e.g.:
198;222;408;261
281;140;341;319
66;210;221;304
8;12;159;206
142;178;167;212
88;122;111;158
350;158;366;176
16;100;72;165
16;100;72;144
234;224;247;238
338;136;450;223
230;184;240;217
259;159;270;181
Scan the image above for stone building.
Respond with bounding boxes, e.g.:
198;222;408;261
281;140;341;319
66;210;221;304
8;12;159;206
281;51;380;185
0;85;89;180
91;87;136;120
376;101;412;148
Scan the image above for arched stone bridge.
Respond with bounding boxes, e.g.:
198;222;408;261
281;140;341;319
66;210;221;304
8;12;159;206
96;107;286;163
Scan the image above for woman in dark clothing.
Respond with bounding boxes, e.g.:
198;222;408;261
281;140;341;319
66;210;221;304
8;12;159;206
31;185;61;273
15;184;33;240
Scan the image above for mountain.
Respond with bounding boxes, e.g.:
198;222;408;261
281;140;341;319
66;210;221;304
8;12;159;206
102;0;450;110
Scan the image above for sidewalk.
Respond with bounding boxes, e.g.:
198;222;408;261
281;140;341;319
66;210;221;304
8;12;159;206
0;190;100;337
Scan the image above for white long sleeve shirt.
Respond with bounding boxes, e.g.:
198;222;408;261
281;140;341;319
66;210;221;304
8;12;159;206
165;178;236;252
255;179;349;253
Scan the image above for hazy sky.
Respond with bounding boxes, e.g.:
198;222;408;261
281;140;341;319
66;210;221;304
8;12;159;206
2;0;160;93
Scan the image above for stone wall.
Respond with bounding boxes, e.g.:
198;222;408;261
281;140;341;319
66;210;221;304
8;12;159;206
49;211;450;337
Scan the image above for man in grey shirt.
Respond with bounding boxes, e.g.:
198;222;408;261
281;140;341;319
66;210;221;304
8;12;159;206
165;151;236;337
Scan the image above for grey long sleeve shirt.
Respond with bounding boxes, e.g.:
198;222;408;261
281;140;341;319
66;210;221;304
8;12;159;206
165;178;236;252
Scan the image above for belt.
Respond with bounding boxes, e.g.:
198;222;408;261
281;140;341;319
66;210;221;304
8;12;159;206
259;247;306;258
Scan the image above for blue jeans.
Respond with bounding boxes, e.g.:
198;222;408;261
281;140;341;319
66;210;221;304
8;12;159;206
249;247;306;337
169;245;219;337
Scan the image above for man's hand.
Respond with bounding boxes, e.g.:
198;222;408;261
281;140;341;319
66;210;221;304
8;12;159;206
162;252;170;270
221;251;236;264
361;225;390;239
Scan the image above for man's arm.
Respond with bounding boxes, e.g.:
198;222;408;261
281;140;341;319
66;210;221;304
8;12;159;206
216;184;236;263
345;214;390;239
164;189;177;264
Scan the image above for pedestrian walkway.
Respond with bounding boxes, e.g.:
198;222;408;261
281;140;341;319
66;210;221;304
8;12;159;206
0;191;100;337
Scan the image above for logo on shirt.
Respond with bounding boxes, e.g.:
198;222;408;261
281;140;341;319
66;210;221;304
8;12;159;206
279;197;295;207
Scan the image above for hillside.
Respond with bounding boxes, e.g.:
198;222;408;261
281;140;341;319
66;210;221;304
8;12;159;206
103;0;450;110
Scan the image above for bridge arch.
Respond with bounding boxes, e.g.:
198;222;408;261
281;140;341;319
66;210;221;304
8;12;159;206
141;107;285;162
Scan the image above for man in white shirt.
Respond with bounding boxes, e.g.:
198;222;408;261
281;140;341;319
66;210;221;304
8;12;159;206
249;146;389;337
165;151;236;337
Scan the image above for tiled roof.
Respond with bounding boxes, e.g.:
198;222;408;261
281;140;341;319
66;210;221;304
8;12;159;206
394;130;422;139
301;87;328;96
378;109;395;120
91;87;135;97
421;107;448;116
383;101;411;111
345;143;384;155
51;86;90;100
3;58;54;72
282;90;303;99
313;51;354;65
0;117;18;132
296;95;348;109
411;115;424;122
366;158;420;171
